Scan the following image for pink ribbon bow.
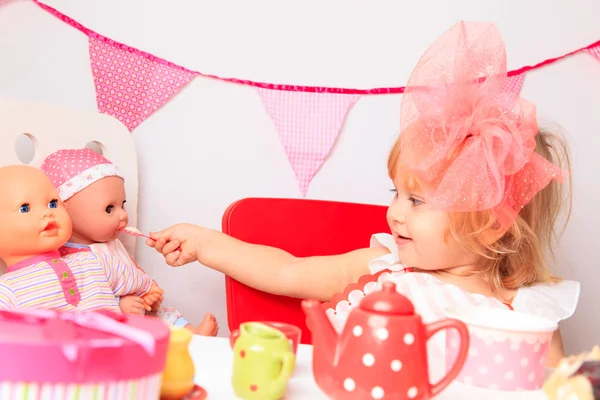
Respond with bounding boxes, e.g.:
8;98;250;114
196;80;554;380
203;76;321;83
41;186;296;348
0;308;156;358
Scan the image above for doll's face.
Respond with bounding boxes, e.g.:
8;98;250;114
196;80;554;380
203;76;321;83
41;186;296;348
0;166;72;265
64;176;128;245
65;176;128;244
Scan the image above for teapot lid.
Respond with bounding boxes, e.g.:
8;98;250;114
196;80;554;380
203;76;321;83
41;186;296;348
360;281;415;315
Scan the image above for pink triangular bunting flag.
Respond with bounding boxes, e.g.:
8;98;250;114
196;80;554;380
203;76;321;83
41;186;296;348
504;73;525;94
587;44;600;61
499;73;526;111
258;89;359;195
88;35;197;131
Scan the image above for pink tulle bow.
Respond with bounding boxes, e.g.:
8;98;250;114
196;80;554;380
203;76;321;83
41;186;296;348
398;21;566;228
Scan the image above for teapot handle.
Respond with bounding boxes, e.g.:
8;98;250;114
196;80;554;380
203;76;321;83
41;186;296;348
425;319;469;397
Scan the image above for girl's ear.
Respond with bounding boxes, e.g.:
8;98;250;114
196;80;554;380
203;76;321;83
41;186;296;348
479;225;507;246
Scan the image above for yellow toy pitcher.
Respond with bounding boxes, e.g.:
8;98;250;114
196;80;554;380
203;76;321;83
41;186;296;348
161;327;195;399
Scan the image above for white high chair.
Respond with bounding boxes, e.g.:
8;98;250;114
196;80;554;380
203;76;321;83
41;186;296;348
0;95;140;269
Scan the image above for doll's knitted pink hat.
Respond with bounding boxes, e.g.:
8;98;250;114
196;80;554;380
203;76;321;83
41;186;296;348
40;148;124;201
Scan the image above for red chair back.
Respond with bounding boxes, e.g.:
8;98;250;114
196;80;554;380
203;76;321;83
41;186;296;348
221;197;389;344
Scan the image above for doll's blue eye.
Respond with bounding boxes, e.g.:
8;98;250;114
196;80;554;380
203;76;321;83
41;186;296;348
19;204;30;213
48;199;58;209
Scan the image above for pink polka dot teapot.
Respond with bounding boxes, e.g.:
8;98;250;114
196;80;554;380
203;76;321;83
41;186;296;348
302;281;470;399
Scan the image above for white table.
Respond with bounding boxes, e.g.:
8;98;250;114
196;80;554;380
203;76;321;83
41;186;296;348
190;335;548;399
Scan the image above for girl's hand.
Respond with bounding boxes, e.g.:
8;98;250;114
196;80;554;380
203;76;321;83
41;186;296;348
119;295;146;315
146;223;204;267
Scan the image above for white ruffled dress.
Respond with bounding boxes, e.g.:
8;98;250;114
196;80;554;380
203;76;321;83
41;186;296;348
324;233;580;381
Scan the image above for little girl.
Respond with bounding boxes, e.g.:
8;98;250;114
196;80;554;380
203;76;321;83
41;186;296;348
40;148;218;336
147;21;579;370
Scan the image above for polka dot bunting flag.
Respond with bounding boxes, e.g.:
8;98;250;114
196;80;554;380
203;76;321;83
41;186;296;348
88;35;197;131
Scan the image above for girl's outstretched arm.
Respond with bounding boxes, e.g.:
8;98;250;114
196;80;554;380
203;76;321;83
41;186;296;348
148;223;389;301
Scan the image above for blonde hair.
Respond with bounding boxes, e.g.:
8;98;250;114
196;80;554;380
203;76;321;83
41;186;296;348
388;126;572;290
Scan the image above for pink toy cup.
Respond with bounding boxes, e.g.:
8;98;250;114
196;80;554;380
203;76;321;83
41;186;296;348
260;321;302;355
230;321;302;355
444;306;557;391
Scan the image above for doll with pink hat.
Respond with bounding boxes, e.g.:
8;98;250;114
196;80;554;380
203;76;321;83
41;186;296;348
41;148;218;336
0;165;154;312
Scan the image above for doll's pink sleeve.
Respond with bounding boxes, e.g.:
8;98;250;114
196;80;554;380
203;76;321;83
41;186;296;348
97;252;152;297
0;281;17;308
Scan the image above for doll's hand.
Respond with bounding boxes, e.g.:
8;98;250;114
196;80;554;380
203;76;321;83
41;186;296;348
119;295;146;315
142;283;164;311
150;292;164;313
146;223;205;267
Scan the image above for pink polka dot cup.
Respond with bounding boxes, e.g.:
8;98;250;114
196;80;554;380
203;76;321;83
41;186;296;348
445;306;557;391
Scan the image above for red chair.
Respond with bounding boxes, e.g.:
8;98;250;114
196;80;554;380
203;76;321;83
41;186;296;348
221;197;390;344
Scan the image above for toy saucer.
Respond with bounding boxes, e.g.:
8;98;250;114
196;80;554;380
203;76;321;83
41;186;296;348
184;385;207;400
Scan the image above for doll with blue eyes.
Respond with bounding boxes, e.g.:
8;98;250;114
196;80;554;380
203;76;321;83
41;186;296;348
40;148;218;336
0;165;153;311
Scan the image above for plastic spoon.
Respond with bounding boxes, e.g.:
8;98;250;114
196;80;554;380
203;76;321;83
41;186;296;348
121;226;153;240
121;227;183;254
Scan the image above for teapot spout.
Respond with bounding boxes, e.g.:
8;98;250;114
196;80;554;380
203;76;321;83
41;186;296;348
302;299;338;366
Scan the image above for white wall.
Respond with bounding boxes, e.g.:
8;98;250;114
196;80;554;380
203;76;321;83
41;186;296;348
0;0;599;354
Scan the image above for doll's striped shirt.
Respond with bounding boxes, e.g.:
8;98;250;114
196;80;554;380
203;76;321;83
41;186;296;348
0;250;152;312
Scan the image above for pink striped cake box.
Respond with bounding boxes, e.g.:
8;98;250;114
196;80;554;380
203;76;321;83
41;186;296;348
0;308;170;399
